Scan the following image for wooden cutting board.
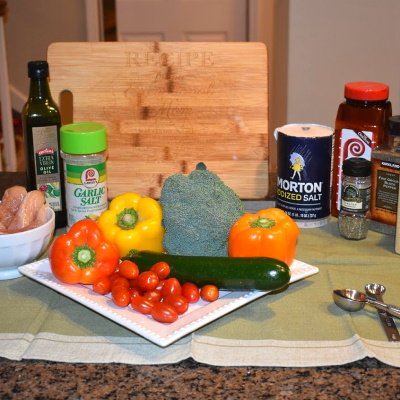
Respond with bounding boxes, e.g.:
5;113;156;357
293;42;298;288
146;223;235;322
47;42;269;199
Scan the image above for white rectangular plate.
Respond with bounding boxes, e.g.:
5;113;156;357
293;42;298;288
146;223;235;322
19;259;319;347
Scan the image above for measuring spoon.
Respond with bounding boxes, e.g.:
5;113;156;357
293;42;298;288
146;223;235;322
332;289;400;318
365;283;387;298
365;283;400;341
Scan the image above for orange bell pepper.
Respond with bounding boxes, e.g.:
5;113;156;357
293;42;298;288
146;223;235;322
228;208;299;266
49;219;120;284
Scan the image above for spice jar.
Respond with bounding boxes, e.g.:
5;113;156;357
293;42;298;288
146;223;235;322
386;115;400;152
60;122;108;227
338;157;371;240
396;180;400;254
370;116;400;232
331;82;391;217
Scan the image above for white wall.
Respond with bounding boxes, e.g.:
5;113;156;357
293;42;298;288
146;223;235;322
4;0;87;110
253;0;289;173
287;0;400;128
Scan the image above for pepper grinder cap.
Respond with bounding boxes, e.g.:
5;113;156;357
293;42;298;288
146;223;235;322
342;157;371;177
344;82;389;101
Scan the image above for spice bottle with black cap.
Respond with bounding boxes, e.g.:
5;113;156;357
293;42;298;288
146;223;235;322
338;157;371;240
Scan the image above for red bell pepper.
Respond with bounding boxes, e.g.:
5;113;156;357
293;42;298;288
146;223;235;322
49;219;120;284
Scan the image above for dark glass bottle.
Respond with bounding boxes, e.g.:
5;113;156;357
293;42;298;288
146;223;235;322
331;82;391;217
22;60;67;228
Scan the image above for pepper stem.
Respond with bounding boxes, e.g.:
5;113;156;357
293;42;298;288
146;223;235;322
249;217;276;229
72;245;96;269
117;208;139;230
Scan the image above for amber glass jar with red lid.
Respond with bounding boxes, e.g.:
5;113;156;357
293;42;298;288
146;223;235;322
331;81;391;217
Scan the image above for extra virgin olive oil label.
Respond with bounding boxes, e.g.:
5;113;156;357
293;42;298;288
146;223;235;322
64;162;108;226
32;125;62;211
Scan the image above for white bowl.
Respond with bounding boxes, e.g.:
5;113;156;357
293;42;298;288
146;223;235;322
0;207;55;280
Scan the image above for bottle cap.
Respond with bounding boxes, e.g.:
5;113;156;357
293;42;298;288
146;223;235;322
60;122;107;154
388;116;400;137
342;157;371;177
344;82;389;101
28;60;49;79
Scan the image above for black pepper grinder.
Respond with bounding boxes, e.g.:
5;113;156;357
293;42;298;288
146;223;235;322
338;157;371;240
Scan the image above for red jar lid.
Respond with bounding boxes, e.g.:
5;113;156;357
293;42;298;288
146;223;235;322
344;81;389;101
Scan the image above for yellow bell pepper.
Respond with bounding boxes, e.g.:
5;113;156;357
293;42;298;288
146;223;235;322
98;192;164;257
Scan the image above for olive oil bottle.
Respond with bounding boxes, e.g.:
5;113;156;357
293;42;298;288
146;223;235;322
22;60;67;228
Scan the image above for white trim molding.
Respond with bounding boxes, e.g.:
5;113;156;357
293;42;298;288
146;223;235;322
85;0;103;41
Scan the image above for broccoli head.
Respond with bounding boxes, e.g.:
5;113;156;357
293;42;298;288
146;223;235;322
159;162;245;256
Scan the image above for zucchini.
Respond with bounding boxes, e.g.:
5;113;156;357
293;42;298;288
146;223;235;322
123;251;291;291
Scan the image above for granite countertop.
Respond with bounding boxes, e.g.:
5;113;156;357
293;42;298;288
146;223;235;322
1;357;400;399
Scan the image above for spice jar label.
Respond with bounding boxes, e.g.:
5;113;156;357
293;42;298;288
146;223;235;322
65;162;108;225
336;129;373;206
396;175;400;254
341;183;370;212
370;154;400;226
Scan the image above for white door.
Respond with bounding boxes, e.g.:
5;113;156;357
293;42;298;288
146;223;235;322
115;0;248;42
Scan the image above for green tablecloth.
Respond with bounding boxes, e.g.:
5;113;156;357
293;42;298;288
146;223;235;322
1;217;399;367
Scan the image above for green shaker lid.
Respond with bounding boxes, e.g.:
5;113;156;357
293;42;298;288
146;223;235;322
60;122;107;154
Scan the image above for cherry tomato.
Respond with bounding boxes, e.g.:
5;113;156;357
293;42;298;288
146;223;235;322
92;276;112;295
143;290;162;303
109;271;122;284
164;294;189;315
161;277;182;298
151;302;179;323
200;284;219;302
111;276;130;290
129;277;139;289
150;261;171;280
111;286;131;307
137;271;159;292
129;287;142;300
181;282;200;303
155;279;165;292
118;260;139;280
130;295;154;315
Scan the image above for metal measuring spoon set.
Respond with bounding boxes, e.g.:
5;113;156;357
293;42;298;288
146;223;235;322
332;283;400;342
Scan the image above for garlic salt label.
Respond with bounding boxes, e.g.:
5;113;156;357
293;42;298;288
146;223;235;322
65;162;108;225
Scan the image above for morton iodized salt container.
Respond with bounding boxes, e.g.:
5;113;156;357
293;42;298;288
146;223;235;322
274;123;334;228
